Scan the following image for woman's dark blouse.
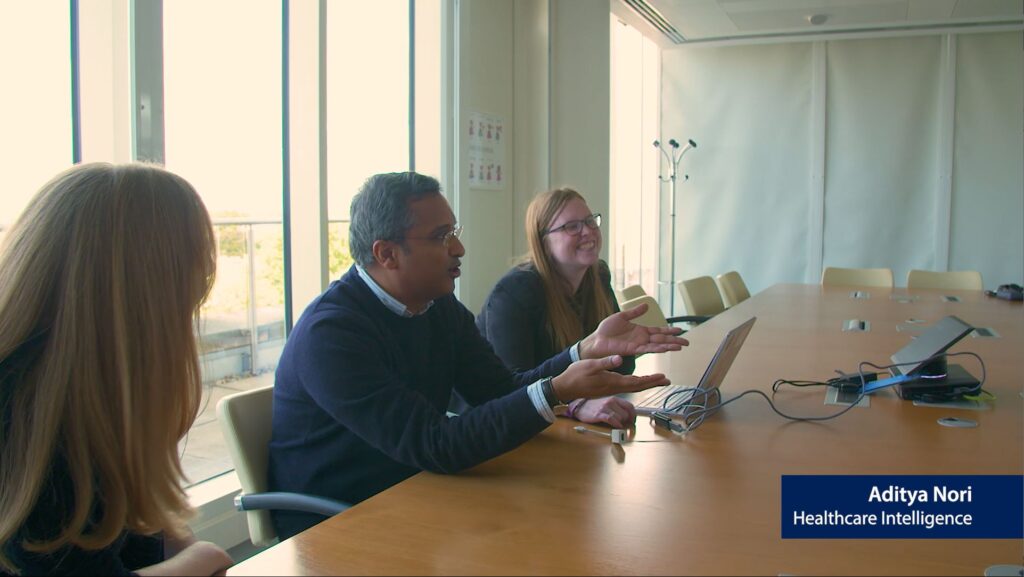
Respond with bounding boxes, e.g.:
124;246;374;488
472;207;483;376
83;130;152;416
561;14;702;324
477;261;635;375
1;347;163;576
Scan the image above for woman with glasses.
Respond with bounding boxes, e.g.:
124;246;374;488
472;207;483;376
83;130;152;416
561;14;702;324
476;188;638;428
0;164;233;575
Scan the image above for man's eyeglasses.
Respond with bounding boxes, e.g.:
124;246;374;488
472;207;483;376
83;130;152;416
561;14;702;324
406;225;464;248
544;213;601;237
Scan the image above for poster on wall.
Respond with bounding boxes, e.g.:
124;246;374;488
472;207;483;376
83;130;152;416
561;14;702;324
467;111;505;190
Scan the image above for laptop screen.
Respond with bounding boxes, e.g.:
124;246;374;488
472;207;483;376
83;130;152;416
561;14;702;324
890;315;973;376
627;316;756;415
695;316;757;391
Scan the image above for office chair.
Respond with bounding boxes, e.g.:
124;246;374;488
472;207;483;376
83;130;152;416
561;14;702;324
677;276;727;318
619;295;709;330
715;271;750;308
617;284;647;302
906;269;983;291
217;385;350;547
821;266;894;288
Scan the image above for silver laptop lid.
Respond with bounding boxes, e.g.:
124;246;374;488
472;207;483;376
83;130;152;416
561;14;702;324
694;317;757;392
890;315;973;376
626;316;757;415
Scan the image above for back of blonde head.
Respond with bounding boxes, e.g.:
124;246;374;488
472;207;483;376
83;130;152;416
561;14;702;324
524;188;613;350
0;163;216;572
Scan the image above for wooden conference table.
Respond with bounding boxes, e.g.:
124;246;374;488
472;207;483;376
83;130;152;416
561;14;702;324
230;283;1023;576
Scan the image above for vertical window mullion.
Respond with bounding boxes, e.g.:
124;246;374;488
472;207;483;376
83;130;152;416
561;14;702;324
282;0;293;333
70;0;82;163
409;0;416;171
130;0;165;163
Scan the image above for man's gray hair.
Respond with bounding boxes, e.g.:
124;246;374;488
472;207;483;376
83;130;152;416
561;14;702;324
349;172;442;267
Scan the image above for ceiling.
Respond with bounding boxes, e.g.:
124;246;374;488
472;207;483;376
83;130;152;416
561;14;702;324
614;0;1024;47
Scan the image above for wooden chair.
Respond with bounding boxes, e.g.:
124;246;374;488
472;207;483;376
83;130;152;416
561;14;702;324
821;266;894;288
619;295;709;330
715;271;751;308
677;276;726;317
617;284;647;302
906;269;983;291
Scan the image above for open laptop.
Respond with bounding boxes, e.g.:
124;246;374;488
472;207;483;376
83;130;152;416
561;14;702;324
624;316;756;416
888;315;974;377
860;315;978;397
861;315;976;395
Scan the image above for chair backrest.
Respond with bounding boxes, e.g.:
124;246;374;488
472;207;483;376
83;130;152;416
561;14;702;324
715;271;750;308
821;266;894;288
906;269;983;291
617;284;647;302
217;385;277;546
677;276;726;317
619;295;670;328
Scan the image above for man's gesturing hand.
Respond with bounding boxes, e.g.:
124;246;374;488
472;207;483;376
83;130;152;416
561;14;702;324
551;354;670;402
578;304;689;359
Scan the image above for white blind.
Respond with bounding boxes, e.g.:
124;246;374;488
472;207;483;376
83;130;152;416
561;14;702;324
660;31;1022;308
950;32;1024;287
662;42;813;313
823;36;941;284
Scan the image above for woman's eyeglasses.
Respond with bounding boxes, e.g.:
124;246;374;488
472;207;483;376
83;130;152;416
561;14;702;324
544;213;601;237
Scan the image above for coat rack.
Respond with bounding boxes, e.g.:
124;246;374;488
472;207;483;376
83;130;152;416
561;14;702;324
654;138;697;316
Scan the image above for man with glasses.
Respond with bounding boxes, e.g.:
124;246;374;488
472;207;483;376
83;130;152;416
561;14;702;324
268;172;686;539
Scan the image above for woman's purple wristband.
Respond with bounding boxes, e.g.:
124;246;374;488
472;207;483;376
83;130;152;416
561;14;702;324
566;398;586;420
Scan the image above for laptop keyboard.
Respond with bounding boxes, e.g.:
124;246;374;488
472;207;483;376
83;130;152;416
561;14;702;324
635;385;691;409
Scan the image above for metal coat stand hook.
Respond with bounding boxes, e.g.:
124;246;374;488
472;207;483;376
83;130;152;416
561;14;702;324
654;138;697;316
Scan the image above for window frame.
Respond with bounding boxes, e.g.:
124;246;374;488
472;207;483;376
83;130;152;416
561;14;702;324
61;0;455;549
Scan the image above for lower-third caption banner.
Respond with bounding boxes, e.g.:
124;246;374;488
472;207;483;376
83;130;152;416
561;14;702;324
781;475;1023;539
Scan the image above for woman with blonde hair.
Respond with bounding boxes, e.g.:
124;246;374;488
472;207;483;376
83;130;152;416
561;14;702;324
0;163;233;575
477;187;650;428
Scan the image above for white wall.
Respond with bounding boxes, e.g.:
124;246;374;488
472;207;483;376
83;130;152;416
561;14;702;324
550;0;611;238
513;0;550;259
661;31;1023;303
456;0;517;314
456;0;611;313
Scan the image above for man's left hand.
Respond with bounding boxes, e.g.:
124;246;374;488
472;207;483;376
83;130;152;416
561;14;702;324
579;304;689;359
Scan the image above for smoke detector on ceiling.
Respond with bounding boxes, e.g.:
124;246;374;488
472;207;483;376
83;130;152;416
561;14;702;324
807;14;828;25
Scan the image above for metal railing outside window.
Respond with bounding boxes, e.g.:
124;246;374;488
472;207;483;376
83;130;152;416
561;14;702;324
199;218;353;383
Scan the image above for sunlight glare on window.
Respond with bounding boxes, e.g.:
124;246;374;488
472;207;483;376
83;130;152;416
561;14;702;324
327;0;410;221
0;3;72;235
326;0;411;278
163;0;284;486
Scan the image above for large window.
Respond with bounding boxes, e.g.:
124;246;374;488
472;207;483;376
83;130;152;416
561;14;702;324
326;0;442;278
0;1;445;490
163;0;285;486
609;17;660;304
0;3;72;243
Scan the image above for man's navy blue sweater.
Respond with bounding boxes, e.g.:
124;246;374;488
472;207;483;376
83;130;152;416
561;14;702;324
268;266;572;538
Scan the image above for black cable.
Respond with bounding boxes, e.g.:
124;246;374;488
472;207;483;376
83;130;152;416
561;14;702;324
851;351;987;402
661;351;988;431
771;379;832;392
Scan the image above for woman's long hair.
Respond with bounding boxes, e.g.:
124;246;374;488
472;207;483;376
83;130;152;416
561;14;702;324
0;163;216;572
523;188;614;351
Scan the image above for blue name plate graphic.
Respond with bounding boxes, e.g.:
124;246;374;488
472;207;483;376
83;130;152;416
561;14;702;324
781;475;1023;538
